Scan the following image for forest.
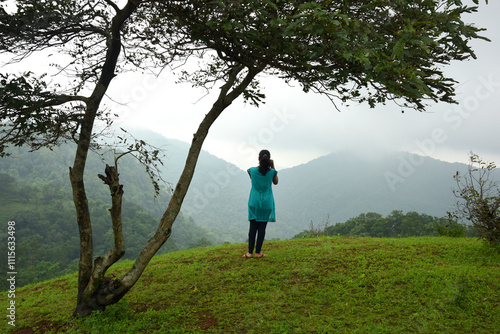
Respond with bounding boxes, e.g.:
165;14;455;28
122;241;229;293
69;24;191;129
0;144;218;291
294;211;476;239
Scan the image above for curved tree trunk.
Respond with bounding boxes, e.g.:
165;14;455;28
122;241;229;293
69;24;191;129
69;0;138;316
72;63;263;316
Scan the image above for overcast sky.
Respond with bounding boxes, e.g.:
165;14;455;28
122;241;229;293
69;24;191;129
108;1;500;170
3;1;499;171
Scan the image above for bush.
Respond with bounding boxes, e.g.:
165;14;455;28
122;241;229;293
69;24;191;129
449;153;500;246
436;220;466;237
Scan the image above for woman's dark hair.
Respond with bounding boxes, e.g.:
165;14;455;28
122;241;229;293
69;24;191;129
258;149;271;175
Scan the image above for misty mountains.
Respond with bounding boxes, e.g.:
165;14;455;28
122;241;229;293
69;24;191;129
0;130;469;243
273;152;465;238
130;131;467;240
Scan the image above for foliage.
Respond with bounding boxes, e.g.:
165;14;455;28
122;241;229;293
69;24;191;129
453;276;471;309
147;0;489;111
4;237;499;333
449;153;500;246
298;220;331;238
0;168;216;291
436;219;470;238
295;210;476;238
0;0;490;155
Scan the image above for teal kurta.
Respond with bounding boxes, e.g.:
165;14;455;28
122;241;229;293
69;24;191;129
247;167;277;222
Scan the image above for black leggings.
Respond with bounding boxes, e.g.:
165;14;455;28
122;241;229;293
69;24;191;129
248;220;268;254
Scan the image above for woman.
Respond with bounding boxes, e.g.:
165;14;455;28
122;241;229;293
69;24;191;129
243;149;279;258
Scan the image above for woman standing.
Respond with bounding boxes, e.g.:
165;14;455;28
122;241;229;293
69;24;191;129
243;149;279;258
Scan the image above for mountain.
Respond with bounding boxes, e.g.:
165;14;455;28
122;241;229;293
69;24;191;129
121;130;250;242
272;151;467;238
1;129;483;290
0;135;240;288
0;129;473;243
126;131;473;240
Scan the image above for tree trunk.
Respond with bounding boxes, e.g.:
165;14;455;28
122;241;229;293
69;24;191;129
69;0;139;316
72;64;263;316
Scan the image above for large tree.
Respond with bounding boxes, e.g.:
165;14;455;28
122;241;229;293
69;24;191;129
449;153;500;244
0;0;489;316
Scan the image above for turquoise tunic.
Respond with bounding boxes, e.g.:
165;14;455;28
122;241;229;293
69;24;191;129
247;167;277;222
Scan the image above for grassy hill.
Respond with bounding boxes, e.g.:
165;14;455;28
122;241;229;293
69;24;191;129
3;237;499;334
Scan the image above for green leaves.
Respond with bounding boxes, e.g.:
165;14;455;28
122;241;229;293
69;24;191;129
139;0;490;112
0;72;96;161
450;153;500;245
1;0;491;158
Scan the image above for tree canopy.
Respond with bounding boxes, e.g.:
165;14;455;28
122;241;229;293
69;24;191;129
152;0;488;109
449;153;500;245
1;0;489;156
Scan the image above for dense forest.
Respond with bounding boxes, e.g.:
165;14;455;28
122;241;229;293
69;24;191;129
0;144;219;290
294;211;477;239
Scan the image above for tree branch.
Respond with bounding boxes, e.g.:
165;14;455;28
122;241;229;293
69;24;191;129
103;0;121;13
117;63;263;291
92;163;125;281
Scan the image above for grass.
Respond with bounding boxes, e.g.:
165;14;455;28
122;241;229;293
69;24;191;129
3;236;499;333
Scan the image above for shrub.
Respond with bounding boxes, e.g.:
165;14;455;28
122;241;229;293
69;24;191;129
449;153;500;246
436;220;466;238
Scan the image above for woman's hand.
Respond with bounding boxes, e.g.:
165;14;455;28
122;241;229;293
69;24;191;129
270;159;278;184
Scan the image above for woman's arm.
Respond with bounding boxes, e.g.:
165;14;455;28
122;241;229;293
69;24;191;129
270;160;278;185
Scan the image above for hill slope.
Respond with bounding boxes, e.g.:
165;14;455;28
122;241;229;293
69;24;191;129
0;141;224;289
273;151;467;238
4;237;499;334
0;130;474;243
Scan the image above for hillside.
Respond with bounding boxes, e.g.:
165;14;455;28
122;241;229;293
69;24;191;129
127;130;250;243
115;131;472;240
2;130;480;290
273;151;467;238
0;142;221;289
3;237;499;333
0;130;475;244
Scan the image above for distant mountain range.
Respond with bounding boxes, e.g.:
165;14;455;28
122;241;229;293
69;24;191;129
0;129;471;243
131;130;470;240
272;151;466;238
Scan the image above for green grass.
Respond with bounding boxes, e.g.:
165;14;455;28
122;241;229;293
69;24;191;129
3;237;499;333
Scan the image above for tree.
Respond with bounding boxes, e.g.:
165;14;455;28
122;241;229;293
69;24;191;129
449;153;500;245
0;0;489;316
317;211;442;238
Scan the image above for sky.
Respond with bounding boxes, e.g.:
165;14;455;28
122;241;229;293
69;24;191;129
3;1;500;171
109;0;500;170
